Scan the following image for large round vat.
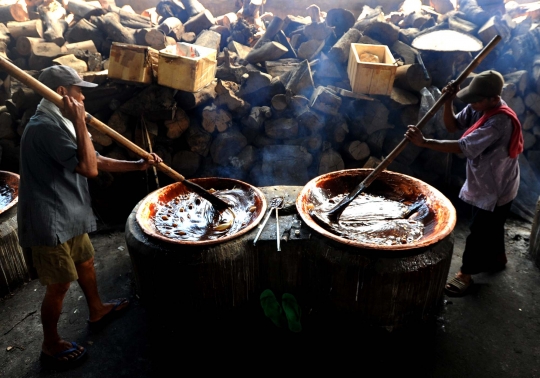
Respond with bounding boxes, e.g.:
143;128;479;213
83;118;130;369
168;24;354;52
0;171;31;297
296;169;457;327
127;173;456;328
125;178;267;320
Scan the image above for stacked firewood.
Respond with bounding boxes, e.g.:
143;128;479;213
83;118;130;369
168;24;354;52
1;0;540;221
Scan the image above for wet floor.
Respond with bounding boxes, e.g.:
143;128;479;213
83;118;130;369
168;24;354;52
0;211;539;377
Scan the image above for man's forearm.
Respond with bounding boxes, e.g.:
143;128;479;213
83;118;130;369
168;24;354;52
421;139;462;154
443;102;459;133
97;155;144;172
74;120;98;177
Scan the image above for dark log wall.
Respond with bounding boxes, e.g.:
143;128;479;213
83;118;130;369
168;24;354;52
121;0;404;18
2;0;540;228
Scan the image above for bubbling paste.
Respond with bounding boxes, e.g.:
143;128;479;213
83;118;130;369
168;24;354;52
310;192;429;246
0;184;13;211
153;188;257;241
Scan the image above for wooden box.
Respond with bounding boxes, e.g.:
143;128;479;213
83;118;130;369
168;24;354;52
347;43;398;96
108;43;157;85
157;42;217;92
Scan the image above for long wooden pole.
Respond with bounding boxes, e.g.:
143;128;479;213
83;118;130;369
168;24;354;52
0;56;231;211
326;35;502;221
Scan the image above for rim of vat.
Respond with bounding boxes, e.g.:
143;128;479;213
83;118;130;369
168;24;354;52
0;171;19;215
136;177;268;246
296;169;457;251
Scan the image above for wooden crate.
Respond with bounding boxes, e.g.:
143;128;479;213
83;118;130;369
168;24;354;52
157;43;217;92
347;43;398;96
108;43;157;85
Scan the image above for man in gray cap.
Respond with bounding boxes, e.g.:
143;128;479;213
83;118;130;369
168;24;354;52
405;70;524;297
17;65;162;370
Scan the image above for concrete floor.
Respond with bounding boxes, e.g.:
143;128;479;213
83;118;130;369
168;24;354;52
1;208;539;377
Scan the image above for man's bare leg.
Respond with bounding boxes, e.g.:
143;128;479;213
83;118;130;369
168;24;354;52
75;257;129;322
41;282;84;359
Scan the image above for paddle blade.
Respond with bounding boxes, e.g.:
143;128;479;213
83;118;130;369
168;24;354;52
182;179;231;211
326;183;366;222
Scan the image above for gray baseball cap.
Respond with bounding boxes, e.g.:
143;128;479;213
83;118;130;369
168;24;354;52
38;65;98;90
457;70;504;103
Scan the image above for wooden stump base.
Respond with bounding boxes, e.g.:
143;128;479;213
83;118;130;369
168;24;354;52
126;185;454;328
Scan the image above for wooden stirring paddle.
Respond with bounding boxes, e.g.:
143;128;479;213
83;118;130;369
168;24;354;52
325;34;502;222
0;56;231;212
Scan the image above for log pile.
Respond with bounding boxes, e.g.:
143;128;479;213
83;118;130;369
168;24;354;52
1;0;540;221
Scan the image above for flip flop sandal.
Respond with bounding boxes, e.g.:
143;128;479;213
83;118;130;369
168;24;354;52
40;341;87;371
260;289;287;328
282;293;302;332
87;298;130;330
444;277;473;297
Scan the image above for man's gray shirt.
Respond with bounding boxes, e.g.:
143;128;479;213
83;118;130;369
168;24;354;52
17;111;96;248
456;100;520;212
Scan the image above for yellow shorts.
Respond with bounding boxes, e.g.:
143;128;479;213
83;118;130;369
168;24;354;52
32;234;95;286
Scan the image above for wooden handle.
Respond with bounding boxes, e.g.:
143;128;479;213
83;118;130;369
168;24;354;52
360;35;502;190
0;56;187;183
326;35;502;221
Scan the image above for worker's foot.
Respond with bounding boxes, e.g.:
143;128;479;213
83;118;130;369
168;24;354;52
88;298;129;323
87;298;130;330
40;340;87;370
444;272;473;297
42;339;85;361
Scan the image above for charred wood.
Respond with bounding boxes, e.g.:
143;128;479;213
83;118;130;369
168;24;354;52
241;105;271;141
297;39;324;60
183;9;215;35
265;117;298;139
0;1;29;23
195;29;220;51
328;28;361;63
66;0;100;19
202;103;231;133
164;108;189;139
172;150;201;177
157;17;183;40
156;0;188;23
7;19;42;38
310;86;341;115
284;59;314;97
38;3;66;46
183;0;205;18
395;64;432;93
93;12;136;45
175;81;217;110
215;80;250;114
325;8;355;39
210;130;247;165
318;148;344;175
107;5;152;29
65;18;105;52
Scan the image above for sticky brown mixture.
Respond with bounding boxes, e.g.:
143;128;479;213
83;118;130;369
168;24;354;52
153;188;257;241
311;192;429;245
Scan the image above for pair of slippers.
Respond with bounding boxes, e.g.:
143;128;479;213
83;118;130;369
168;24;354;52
40;341;87;371
444;277;474;297
87;298;130;331
260;289;302;332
